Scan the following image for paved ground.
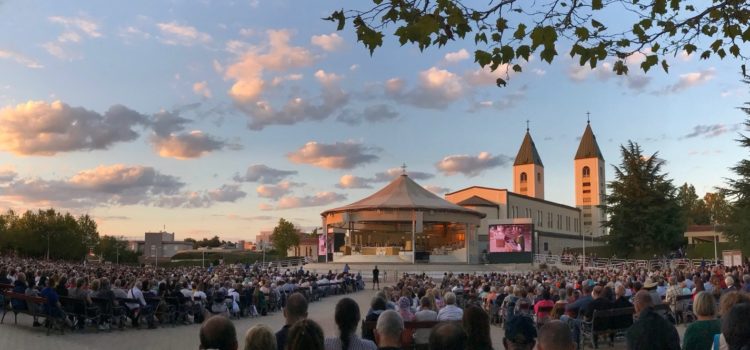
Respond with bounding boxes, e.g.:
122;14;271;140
0;290;686;350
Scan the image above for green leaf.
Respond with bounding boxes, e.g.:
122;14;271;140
710;39;723;52
717;48;726;59
501;45;515;63
651;43;660;53
613;60;629;75
592;19;604;28
661;59;669;73
324;10;346;31
700;50;711;60
730;44;740;57
640;55;658;73
683;44;697;54
514;23;527;40
496;18;508;32
516;45;531;61
592;0;603;10
474;50;492;67
575;27;590;41
512;64;523;72
496;77;507;87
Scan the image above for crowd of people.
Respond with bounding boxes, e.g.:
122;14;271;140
0;255;364;331
3;254;750;350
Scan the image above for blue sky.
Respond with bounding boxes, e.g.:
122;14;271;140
0;0;747;241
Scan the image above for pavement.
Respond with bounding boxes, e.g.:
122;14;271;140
0;289;686;350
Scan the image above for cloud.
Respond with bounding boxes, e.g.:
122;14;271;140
568;63;652;91
336;168;433;189
464;65;512;86
661;68;716;94
149;110;235;159
336;104;399;126
256;181;301;200
0;101;148;156
0;166;17;183
311;33;344;52
224;29;314;103
156;22;212;46
0;49;43;68
467;85;527;112
119;26;152;42
275;192;346;210
682;123;740;139
44;16;102;59
425;185;451;195
0;164;184;208
443;49;469;63
193;81;212;98
233;164;298;184
435;152;512;177
207;184;247;202
336;175;372;189
386;67;464;109
287;141;380;169
223;31;349;129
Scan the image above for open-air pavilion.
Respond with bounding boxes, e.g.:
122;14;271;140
320;173;485;264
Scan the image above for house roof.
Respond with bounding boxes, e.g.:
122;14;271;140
514;131;544;166
575;123;604;160
456;195;498;207
321;174;485;218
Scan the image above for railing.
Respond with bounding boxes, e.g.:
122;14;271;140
534;254;723;270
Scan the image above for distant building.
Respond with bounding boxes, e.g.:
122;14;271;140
684;225;728;244
286;232;319;258
255;230;273;250
130;231;193;263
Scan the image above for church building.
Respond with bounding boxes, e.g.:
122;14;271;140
445;121;606;259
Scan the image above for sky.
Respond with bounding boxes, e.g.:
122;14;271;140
0;0;747;242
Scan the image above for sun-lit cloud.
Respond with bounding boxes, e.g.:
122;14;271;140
310;33;344;52
425;185;451;195
156;21;212;46
681;123;740;139
287;141;380;169
435;152;512;177
233;164;297;184
275;192;346;209
443;49;469;64
0;100;148;156
44;16;102;59
193;81;212;98
0;49;44;69
149;110;235;159
386;67;464;109
336;167;433;189
256;181;302;200
660;68;716;94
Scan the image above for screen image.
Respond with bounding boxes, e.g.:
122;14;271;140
488;224;532;253
318;234;327;256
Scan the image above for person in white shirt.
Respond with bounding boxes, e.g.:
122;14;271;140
437;292;463;321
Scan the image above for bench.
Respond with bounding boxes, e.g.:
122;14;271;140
60;296;101;331
580;307;635;349
1;291;56;335
362;319;443;350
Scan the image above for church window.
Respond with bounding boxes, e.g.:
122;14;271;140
520;172;528;184
583;189;591;194
582;166;591;178
583;182;591;187
537;172;542;183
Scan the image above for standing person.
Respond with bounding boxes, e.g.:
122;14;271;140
372;266;380;290
325;297;376;350
276;293;308;350
625;290;680;350
343;264;350;274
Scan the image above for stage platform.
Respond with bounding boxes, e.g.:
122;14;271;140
304;262;540;282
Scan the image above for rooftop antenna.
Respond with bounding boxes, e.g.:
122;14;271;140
401;163;407;175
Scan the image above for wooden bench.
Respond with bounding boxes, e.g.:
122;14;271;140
580;307;635;350
60;296;101;331
1;291;56;335
362;319;443;350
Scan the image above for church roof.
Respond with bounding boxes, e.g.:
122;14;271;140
456;195;498;207
320;174;485;218
575;123;604;160
514;131;544;166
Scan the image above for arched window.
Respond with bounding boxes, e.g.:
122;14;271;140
537;172;542;183
582;166;591;178
520;172;528;183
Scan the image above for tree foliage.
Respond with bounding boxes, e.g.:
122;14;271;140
0;209;101;260
604;141;685;256
723;82;750;246
270;218;300;257
326;0;750;86
97;235;139;264
676;183;711;225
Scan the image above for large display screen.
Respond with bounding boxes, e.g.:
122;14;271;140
318;234;327;256
488;224;532;253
